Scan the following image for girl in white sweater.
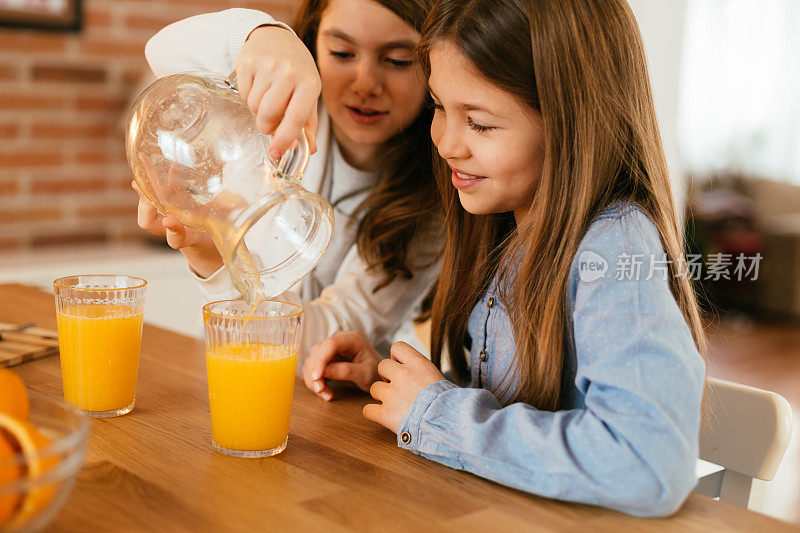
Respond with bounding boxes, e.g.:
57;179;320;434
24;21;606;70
134;2;442;401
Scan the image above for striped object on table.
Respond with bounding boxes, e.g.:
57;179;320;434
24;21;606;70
0;322;59;367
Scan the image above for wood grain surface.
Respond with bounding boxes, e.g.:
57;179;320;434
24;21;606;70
0;283;795;532
0;320;59;367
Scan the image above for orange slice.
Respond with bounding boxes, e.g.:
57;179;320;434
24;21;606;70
0;413;58;527
0;430;23;527
0;369;30;421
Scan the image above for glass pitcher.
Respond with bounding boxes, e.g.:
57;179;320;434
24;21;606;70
125;72;334;304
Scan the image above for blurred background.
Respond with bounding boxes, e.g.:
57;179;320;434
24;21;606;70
0;0;797;524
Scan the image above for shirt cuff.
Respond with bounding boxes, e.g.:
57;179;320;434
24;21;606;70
247;21;295;40
228;13;295;67
397;379;458;451
190;264;239;302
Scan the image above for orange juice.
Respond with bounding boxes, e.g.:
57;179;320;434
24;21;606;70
206;342;298;453
56;304;143;413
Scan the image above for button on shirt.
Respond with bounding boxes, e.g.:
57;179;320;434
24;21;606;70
395;203;706;517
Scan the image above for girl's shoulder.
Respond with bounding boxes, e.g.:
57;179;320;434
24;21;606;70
567;201;669;300
579;200;664;259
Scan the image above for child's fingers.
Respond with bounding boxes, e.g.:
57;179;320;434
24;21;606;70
376;358;400;382
132;180;164;231
369;381;389;402
301;358;318;392
389;341;421;364
256;81;293;138
162;215;182;228
320;361;374;392
269;84;317;159
327;331;372;358
305;331;371;393
303;343;339;398
246;70;272;115
306;340;337;381
164;216;209;248
235;63;255;103
163;226;185;250
322;361;357;382
309;332;366;378
305;100;318;154
362;402;382;424
315;380;333;402
301;357;322;392
303;358;333;402
301;354;334;401
163;217;191;249
353;359;381;391
137;199;165;236
132;180;153;207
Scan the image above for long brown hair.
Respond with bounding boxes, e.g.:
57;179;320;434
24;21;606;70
294;0;441;291
420;0;708;410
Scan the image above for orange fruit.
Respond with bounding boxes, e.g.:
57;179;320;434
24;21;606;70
0;413;58;528
0;430;23;527
0;369;30;421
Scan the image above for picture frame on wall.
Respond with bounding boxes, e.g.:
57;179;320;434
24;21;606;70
0;0;82;32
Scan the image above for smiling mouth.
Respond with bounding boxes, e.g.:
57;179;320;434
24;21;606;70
451;170;487;190
347;106;388;116
454;171;485;180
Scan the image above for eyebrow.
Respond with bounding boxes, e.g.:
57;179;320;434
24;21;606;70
429;89;501;116
321;29;416;51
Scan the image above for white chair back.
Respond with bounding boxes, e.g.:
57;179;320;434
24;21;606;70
695;377;792;509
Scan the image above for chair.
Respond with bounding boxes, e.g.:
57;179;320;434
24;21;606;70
694;377;793;510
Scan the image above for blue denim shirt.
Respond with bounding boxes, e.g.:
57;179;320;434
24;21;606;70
397;202;706;517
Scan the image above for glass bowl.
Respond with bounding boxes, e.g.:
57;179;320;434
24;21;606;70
0;393;89;532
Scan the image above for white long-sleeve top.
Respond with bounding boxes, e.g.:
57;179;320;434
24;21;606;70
145;9;442;360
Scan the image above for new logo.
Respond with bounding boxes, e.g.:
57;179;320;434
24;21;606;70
578;251;607;283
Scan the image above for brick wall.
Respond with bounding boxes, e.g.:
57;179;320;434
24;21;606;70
0;0;297;251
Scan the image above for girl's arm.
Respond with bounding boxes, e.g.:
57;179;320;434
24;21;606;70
136;9;322;279
144;9;319;156
144;9;289;78
395;211;706;517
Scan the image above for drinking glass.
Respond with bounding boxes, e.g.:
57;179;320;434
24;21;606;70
53;275;146;418
203;299;302;457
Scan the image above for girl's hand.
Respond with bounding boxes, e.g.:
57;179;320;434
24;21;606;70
302;332;382;401
237;25;322;158
132;180;223;278
363;342;445;434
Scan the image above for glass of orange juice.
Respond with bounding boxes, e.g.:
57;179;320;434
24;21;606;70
53;275;146;418
203;299;302;458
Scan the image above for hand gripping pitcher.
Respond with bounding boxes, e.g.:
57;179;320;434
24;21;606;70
126;73;334;304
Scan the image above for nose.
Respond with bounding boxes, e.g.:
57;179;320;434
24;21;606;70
352;59;383;98
431;115;469;161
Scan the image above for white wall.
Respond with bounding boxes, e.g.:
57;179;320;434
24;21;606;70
627;0;689;220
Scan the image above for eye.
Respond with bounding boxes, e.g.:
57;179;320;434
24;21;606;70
330;51;353;60
427;95;444;111
468;117;494;133
385;58;412;68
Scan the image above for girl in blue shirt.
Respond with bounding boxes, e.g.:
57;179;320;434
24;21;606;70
302;0;708;517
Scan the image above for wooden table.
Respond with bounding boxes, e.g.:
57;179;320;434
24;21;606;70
1;283;796;532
